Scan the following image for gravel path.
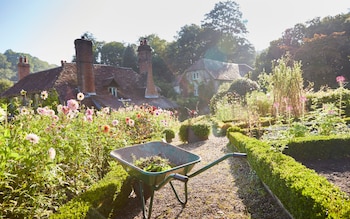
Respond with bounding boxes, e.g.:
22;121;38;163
114;135;290;219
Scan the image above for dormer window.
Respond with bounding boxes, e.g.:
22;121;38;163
192;72;199;80
108;87;117;97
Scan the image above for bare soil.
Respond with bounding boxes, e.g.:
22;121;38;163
301;158;350;196
113;135;291;219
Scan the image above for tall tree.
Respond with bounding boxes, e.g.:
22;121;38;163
202;0;247;36
201;0;255;65
122;44;138;72
100;41;125;67
165;24;208;74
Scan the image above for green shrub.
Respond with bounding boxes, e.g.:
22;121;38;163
162;129;175;142
50;164;131;219
178;119;211;143
228;131;350;219
284;135;350;161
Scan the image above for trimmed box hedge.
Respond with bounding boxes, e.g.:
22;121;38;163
50;164;131;219
228;131;350;219
284;135;350;161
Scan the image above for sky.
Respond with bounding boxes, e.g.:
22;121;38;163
1;0;349;65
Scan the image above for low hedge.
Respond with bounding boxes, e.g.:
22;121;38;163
179;119;211;143
50;164;131;219
228;131;350;219
284;135;350;161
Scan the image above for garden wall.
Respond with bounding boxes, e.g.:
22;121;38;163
228;131;350;219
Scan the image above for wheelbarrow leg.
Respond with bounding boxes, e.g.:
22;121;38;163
169;180;188;206
138;180;155;219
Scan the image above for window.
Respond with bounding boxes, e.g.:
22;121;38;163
192;72;199;80
108;87;117;97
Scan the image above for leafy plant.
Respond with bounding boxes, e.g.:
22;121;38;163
134;156;173;172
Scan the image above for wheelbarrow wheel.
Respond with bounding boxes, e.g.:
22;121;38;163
132;180;152;201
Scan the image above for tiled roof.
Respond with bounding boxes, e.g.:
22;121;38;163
1;63;177;109
185;58;253;81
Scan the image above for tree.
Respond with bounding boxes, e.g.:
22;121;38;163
0;78;13;93
165;24;209;75
122;44;138;72
100;41;125;67
201;0;255;65
202;0;247;36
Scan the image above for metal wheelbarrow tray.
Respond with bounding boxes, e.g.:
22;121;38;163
110;141;246;219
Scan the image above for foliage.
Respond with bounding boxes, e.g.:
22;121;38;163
0;78;13;93
228;78;259;98
264;55;304;117
228;132;350;219
122;44;138;72
0;50;57;81
50;164;131;219
100;41;125;67
0;91;178;218
201;0;255;64
253;13;350;90
246;90;272;117
162;128;175;141
178;119;211;143
284;135;350;161
134;156;172;172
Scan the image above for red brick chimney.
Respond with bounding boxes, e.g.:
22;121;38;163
17;56;30;81
74;37;96;95
137;38;159;98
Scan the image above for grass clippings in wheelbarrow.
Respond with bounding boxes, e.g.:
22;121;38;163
133;155;173;172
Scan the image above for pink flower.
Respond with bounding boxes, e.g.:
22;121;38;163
52;115;59;121
273;102;279;108
336;76;345;83
37;107;47;115
85;114;93;122
26;133;40;144
300;96;307;103
62;106;70;115
85;108;94;116
112;119;119;126
67;99;79;111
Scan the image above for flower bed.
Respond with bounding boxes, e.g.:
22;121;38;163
0;91;177;218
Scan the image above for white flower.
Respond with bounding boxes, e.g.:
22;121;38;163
77;92;84;101
48;147;56;160
0;108;6;122
41;91;48;100
25;133;40;144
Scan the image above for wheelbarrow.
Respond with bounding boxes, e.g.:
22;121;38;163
110;141;246;219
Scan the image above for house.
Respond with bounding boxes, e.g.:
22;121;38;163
177;58;253;97
1;38;177;110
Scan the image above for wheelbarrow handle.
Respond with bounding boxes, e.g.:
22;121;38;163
188;152;247;178
231;152;247;157
173;173;189;183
